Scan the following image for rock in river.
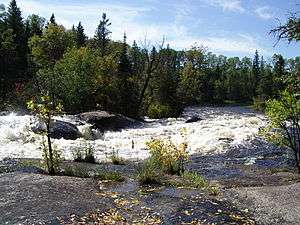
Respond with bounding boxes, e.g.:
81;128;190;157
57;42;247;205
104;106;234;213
79;111;142;131
31;120;81;140
186;116;202;123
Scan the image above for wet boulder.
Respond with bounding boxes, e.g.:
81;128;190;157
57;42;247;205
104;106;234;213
79;111;142;132
185;116;202;123
31;120;81;140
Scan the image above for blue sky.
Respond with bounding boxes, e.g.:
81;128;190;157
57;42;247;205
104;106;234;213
2;0;300;59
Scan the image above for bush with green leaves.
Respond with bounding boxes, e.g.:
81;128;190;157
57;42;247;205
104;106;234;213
137;157;162;185
181;171;208;188
265;90;300;172
145;129;188;175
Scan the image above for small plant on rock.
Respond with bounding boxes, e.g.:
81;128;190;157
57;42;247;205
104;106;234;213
73;141;96;164
27;94;63;175
109;150;125;165
181;171;208;188
137;157;162;185
146;128;188;175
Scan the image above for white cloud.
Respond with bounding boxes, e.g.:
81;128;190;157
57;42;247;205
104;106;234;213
202;0;245;13
2;0;152;41
167;33;272;56
1;0;271;56
254;6;273;20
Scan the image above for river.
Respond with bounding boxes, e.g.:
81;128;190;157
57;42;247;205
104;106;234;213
0;106;268;162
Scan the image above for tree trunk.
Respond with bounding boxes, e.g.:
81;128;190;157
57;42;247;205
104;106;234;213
46;118;55;175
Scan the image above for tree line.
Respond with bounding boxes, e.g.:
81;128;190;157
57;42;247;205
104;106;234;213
0;0;299;118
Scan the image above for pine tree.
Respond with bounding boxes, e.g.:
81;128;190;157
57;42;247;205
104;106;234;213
49;13;56;25
117;33;138;117
130;40;140;74
6;0;27;79
118;33;132;75
76;22;87;47
95;13;111;56
252;50;260;96
273;54;286;94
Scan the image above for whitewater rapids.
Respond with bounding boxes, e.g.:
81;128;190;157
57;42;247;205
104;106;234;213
0;107;268;162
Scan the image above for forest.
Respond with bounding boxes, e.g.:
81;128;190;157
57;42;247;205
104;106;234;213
0;0;299;119
1;1;300;224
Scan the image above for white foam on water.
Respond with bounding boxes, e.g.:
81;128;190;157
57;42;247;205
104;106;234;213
0;107;268;161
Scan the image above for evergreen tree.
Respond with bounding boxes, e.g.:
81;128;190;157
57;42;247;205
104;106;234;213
95;13;111;56
118;33;132;75
49;13;56;25
6;0;27;80
130;40;143;76
252;50;260;96
76;22;87;47
117;33;138;117
273;54;286;94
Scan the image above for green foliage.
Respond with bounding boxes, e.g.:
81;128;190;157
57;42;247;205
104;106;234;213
271;13;300;43
137;157;162;185
265;90;300;172
95;13;111;56
208;186;220;196
0;1;299;120
181;171;208;188
49;47;100;111
29;23;75;67
18;159;44;171
63;164;125;181
94;171;125;182
146;129;188;175
147;103;173;119
75;22;87;47
26;14;45;37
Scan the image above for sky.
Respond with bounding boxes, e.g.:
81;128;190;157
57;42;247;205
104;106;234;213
1;0;300;59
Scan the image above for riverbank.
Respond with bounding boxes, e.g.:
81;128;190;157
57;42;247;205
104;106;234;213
0;149;299;225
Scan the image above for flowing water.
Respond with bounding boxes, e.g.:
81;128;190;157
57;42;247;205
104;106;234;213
0;107;268;162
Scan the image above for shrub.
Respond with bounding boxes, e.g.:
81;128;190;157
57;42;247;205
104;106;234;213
265;90;300;172
181;171;208;188
146;129;188;175
137;157;162;185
